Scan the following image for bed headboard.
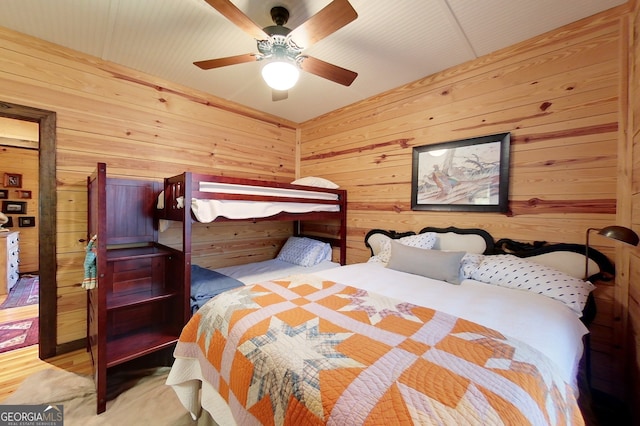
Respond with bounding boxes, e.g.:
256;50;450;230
493;238;614;282
364;226;615;325
364;226;494;257
364;226;613;280
419;226;494;254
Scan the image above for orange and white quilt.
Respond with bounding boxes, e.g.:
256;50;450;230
172;274;584;425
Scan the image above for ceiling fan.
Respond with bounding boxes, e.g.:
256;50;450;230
195;0;358;101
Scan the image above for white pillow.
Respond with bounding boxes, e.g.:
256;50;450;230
368;232;437;264
291;176;339;189
470;254;596;315
276;237;331;267
386;241;465;284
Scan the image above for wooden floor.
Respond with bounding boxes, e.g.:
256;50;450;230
0;292;93;401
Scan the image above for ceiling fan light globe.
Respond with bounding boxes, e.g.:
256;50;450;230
262;61;300;91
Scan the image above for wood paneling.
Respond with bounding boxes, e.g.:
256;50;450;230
628;0;640;418
0;25;297;352
300;7;628;397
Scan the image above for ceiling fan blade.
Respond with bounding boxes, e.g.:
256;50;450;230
194;53;256;70
300;56;357;86
203;0;269;40
272;90;288;102
289;0;357;48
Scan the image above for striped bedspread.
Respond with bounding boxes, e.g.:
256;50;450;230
171;274;584;425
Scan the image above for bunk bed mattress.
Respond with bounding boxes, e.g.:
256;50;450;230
188;181;340;222
167;263;586;425
191;199;339;222
199;182;339;200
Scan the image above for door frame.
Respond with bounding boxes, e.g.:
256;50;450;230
0;100;57;358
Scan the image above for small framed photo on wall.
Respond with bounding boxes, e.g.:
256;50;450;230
0;189;7;199
18;216;35;227
1;200;27;214
3;173;22;188
17;190;32;199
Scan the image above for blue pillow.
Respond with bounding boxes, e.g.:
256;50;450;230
191;265;243;314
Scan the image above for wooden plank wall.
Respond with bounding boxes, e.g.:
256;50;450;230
629;0;640;417
299;7;628;397
0;27;298;346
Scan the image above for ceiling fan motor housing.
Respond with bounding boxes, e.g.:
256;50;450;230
270;6;289;26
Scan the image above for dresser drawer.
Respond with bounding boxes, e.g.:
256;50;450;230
1;231;20;294
6;232;19;248
7;246;19;262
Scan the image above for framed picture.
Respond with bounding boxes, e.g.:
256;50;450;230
18;216;36;227
411;132;510;213
1;200;27;214
17;190;32;199
0;189;7;199
3;173;22;188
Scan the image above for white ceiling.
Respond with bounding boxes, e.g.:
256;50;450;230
0;0;626;123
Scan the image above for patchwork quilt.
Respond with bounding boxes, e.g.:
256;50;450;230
172;274;584;425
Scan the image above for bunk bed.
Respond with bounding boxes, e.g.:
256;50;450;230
157;172;348;309
167;226;612;425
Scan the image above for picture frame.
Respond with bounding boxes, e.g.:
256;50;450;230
1;200;27;214
17;190;32;199
3;173;22;188
411;132;510;213
18;216;36;227
0;189;7;199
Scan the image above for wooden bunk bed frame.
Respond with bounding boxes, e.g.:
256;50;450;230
87;163;186;414
158;172;348;291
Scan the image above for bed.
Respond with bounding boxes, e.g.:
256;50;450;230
157;173;347;309
167;226;611;425
190;236;341;313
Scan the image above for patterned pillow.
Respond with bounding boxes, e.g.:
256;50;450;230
460;253;484;279
470;254;596;315
317;243;332;263
368;232;437;264
276;237;331;267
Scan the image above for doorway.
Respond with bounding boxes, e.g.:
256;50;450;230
0;119;39;353
0;101;56;359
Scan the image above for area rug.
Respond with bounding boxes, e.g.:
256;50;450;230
1;367;216;425
0;317;38;353
0;275;39;309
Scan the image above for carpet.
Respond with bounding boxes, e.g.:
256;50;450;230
0;317;38;354
0;275;39;309
2;368;217;425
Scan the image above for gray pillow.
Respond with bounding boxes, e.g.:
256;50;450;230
386;240;465;284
